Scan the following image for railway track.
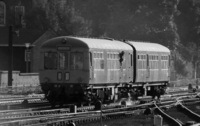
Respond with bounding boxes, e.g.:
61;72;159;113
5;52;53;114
0;94;49;110
0;93;198;126
0;103;150;126
0;103;123;123
0;94;45;104
0;90;194;115
154;98;200;126
0;89;199;126
0;101;179;126
0;87;193;109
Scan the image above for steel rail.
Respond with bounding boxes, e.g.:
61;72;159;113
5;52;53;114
0;99;47;106
0;91;198;126
0;94;44;101
176;102;200;122
0;108;70;120
0;101;158;126
154;103;183;126
0;110;101;126
23;108;144;126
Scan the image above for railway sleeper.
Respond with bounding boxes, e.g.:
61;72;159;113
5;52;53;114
0;100;178;126
180;98;200;105
38;110;137;126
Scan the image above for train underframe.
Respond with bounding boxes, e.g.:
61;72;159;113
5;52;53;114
41;82;168;107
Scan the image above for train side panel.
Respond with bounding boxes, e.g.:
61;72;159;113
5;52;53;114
159;54;170;82
135;52;170;84
128;41;170;84
89;49;107;84
89;49;133;85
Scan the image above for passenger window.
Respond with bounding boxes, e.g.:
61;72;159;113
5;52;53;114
100;53;102;59
44;52;57;70
58;52;69;69
100;60;104;69
57;72;62;81
94;53;96;58
90;52;93;66
130;54;132;66
110;54;113;59
147;55;149;67
70;52;84;70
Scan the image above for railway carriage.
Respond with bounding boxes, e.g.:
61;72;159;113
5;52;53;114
39;36;133;105
39;36;170;106
127;41;170;96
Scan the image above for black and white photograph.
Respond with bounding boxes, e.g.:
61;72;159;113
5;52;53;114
0;0;200;126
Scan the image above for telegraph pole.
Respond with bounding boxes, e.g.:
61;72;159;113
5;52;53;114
8;25;13;89
0;2;12;89
7;4;25;91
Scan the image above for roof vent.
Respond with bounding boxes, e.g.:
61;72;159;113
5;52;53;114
122;39;127;42
102;37;114;41
62;38;67;44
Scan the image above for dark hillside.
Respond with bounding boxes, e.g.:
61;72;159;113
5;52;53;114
29;0;200;81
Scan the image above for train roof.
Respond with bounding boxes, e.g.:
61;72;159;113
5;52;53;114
42;36;132;51
72;37;133;50
128;41;170;53
41;36;170;53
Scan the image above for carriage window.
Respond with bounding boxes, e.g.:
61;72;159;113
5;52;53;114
58;52;69;69
94;52;104;69
130;54;133;66
94;53;96;58
44;52;57;69
70;52;83;70
90;52;93;66
147;55;149;67
100;60;104;69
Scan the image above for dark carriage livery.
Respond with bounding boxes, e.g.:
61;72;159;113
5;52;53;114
39;36;170;105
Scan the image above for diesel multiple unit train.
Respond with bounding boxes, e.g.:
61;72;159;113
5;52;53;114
39;36;170;106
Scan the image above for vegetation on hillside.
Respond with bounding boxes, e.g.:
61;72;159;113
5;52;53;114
26;0;200;79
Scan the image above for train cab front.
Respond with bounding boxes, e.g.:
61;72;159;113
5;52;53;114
39;37;90;106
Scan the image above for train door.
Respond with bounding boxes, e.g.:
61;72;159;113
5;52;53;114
57;51;70;104
168;55;171;80
93;51;106;83
89;52;94;82
146;54;150;82
129;53;133;82
58;51;70;83
119;51;125;83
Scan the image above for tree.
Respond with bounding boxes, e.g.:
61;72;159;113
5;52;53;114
175;0;200;78
28;0;91;36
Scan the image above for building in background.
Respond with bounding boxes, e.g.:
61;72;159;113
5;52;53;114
0;0;43;73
